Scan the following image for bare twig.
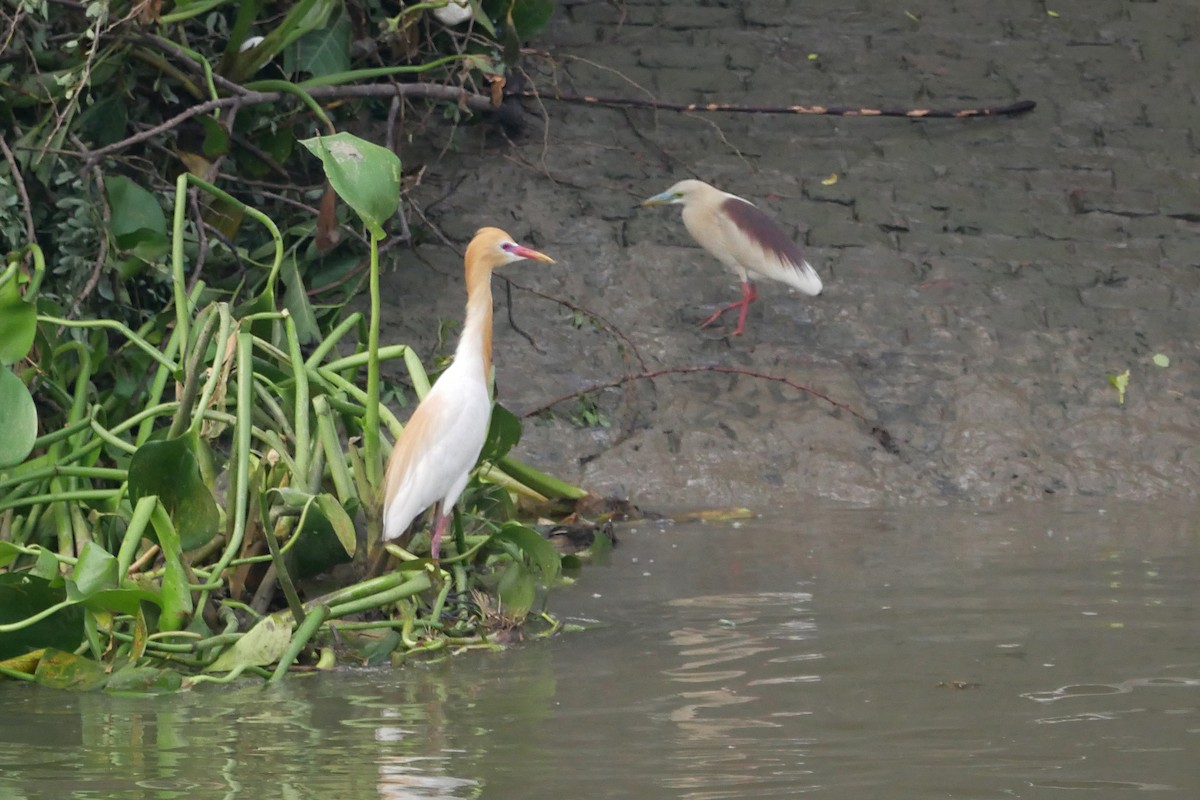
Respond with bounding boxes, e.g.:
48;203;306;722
66;140;112;320
74;83;496;164
524;364;898;453
0;135;36;246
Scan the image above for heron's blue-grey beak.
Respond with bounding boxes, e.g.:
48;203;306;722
640;191;678;207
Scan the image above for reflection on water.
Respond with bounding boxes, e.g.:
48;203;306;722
1;501;1198;799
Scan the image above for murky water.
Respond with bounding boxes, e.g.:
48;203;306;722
2;501;1197;799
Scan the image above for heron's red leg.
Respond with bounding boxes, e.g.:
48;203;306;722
429;506;450;561
699;281;758;335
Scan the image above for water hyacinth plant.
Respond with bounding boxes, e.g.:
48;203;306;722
0;131;593;692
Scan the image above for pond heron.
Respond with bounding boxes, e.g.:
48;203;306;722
641;179;823;336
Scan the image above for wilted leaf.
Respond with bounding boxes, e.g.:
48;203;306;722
299;132;402;240
1108;369;1130;405
207;614;294;672
33;648;107;691
105;665;183;694
821;174;838;186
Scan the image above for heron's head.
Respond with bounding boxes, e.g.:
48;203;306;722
640;179;711;207
467;227;555;270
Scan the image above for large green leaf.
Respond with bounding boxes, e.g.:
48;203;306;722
0;366;37;468
0;271;36;364
0;574;85;661
299;133;402;240
127;436;221;551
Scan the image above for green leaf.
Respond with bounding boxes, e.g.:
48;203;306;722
299;133;402;240
492;521;562;582
127;436;221;551
206;614;293;672
505;0;555;41
31;547;61;580
1152;353;1170;368
0;272;36;364
0;574;85;661
497;560;535;617
84;589;164;616
0;367;36;468
104;175;167;250
0;542;21;568
197;115;231;158
282;254;321;345
481;403;521;462
285;7;351;77
66;541;119;602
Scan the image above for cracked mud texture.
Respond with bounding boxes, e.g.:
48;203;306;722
377;0;1200;511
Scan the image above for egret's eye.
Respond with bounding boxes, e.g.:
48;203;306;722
500;241;517;252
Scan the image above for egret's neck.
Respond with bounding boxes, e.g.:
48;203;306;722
457;263;494;383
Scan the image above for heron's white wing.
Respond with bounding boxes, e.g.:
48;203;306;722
382;365;492;541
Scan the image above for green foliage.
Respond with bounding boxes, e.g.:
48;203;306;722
0;0;558;336
0;134;588;691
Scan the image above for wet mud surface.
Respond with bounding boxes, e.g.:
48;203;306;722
380;0;1200;509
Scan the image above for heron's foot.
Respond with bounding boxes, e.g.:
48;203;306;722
699;282;758;335
698;300;747;330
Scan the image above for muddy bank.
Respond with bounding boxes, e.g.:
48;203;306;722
377;0;1199;509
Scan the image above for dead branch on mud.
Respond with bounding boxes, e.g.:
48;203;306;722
509;88;1037;119
524;365;899;455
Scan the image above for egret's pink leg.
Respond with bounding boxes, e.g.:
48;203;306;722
429;507;451;561
699;281;758;336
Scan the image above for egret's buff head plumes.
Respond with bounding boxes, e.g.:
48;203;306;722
642;179;822;335
381;227;554;562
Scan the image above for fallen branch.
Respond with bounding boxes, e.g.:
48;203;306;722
73;83;495;164
512;88;1036;119
525;365;899;454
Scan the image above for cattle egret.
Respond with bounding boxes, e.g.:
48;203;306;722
641;179;823;335
382;227;555;561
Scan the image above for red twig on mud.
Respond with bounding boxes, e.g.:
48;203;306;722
525;365;899;454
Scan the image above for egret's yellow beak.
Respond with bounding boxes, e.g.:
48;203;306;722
508;244;555;264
